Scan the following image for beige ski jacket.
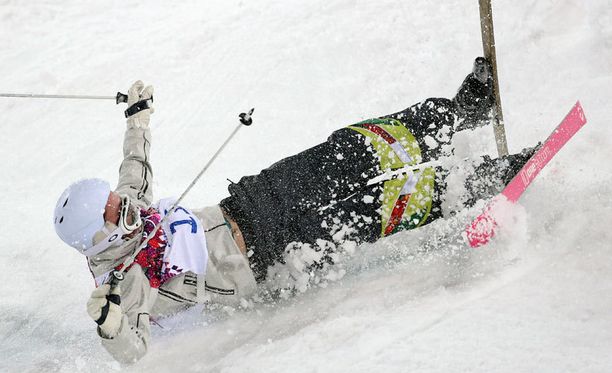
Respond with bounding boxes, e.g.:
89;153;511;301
87;123;257;364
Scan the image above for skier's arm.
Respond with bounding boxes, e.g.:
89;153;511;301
97;265;153;364
115;81;154;209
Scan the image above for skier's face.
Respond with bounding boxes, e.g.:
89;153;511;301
103;192;121;226
102;192;140;241
89;193;142;255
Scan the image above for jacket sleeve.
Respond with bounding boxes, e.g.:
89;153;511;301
115;124;153;209
98;265;153;364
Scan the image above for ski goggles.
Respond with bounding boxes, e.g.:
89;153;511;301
118;194;143;234
82;195;143;257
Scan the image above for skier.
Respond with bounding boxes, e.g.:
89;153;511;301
53;57;533;364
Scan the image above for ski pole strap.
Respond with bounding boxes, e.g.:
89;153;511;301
124;98;153;118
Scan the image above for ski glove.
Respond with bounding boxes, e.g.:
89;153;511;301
126;80;154;129
87;283;123;339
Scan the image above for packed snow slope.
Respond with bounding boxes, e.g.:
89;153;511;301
1;0;611;372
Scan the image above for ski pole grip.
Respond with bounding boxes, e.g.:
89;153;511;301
239;108;255;126
116;92;154;106
116;92;128;104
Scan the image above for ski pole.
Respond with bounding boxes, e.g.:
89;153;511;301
478;0;509;156
366;159;444;186
319;157;465;213
0;92;130;104
365;155;475;186
108;108;255;285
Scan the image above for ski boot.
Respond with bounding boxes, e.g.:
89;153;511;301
454;57;495;130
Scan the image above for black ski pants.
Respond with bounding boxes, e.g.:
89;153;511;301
221;98;533;282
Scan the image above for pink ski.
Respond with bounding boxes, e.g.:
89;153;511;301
466;101;587;248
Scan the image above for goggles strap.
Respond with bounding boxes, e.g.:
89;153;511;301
83;226;125;257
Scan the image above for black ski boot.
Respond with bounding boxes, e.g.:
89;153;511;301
463;143;542;208
454;57;495;130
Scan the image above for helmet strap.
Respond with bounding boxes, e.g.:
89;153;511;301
82;225;125;257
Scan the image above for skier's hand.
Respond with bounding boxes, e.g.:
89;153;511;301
86;283;123;338
126;80;154;129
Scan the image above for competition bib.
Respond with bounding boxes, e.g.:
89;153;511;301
154;198;208;278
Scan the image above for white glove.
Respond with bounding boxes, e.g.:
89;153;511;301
126;80;154;129
87;283;123;338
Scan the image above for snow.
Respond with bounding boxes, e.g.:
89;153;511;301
424;135;439;149
1;0;612;372
362;195;375;204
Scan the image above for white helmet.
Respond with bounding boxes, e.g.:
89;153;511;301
53;178;110;254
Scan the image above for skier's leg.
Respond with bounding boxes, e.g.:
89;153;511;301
223;128;380;214
384;58;495;161
244;60;498;278
434;146;539;216
223;58;497;281
463;146;538;208
384;98;457;162
221;128;383;281
280;183;385;273
278;156;516;274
